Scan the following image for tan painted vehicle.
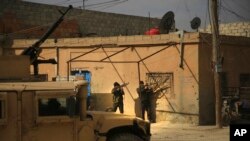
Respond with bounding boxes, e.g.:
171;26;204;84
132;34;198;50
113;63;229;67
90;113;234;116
0;81;150;141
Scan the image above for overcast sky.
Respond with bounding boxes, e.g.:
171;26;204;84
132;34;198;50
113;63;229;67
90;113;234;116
23;0;250;31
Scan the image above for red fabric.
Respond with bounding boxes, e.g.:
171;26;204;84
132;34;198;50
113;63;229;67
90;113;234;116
145;28;160;35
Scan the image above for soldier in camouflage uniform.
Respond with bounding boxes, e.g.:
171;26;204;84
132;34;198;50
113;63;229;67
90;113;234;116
111;82;125;113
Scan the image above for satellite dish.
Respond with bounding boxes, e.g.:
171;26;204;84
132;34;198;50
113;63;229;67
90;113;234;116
190;17;201;30
159;11;175;34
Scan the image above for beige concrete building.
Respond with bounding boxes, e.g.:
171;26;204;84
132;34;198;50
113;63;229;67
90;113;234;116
2;32;250;125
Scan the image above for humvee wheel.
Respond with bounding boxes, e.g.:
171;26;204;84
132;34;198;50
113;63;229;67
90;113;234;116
108;133;144;141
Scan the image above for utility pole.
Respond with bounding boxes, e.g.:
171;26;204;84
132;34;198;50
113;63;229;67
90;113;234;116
209;0;222;128
83;0;85;9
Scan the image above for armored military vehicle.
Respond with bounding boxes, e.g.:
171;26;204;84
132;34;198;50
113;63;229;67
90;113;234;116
0;5;150;141
0;81;150;141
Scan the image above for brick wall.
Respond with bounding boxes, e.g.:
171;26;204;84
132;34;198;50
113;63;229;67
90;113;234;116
200;22;250;37
0;0;160;41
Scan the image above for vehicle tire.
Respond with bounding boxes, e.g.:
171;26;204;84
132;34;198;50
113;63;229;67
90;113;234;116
108;133;144;141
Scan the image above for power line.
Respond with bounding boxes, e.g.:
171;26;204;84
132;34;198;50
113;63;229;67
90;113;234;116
221;0;249;21
183;0;192;19
54;0;73;5
203;0;209;31
83;0;126;9
229;0;250;13
87;0;128;10
0;0;128;38
221;5;249;21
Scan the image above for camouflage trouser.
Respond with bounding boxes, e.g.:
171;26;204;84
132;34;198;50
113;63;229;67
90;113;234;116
113;101;124;114
141;101;151;120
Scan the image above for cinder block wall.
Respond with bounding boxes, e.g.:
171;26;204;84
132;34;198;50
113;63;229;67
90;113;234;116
0;0;160;41
200;22;250;37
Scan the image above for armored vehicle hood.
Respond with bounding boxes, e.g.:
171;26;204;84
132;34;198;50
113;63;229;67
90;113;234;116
86;111;150;136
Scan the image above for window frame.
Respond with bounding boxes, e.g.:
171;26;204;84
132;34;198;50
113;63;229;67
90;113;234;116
146;72;174;96
34;90;75;123
0;92;7;125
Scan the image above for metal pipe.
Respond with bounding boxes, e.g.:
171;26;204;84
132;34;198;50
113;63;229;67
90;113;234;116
137;62;141;84
101;47;135;101
17;91;22;141
67;47;101;63
138;43;174;63
134;48;176;112
71;60;137;63
77;82;88;121
56;47;59;76
67;62;70;81
100;47;130;61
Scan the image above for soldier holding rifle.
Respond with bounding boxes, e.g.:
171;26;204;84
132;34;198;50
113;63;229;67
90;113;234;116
137;81;153;121
111;82;128;114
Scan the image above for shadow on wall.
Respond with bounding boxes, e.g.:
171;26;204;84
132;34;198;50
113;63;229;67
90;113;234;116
134;98;141;117
0;35;14;55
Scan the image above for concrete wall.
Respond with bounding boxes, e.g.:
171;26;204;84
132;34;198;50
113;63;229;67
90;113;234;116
198;33;250;125
198;36;215;125
5;33;250;124
0;0;160;41
200;22;250;37
8;33;200;124
0;55;30;80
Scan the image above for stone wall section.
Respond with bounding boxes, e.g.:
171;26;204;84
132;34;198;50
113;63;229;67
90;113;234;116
0;0;160;40
200;22;250;37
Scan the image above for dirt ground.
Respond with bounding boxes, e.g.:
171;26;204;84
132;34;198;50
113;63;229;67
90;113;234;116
151;121;230;141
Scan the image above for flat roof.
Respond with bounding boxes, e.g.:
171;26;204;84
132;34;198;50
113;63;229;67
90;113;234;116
11;32;250;49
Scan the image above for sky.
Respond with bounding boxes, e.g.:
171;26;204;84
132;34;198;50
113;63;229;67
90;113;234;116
23;0;250;31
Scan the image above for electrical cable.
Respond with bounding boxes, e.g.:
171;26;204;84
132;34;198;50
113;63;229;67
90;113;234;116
0;0;128;38
94;0;128;10
221;5;249;21
203;0;209;31
229;0;250;13
183;0;192;20
221;0;249;21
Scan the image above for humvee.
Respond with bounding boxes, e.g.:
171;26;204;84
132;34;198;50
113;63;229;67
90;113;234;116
0;81;150;141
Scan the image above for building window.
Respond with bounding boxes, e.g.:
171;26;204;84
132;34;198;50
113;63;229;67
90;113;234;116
240;73;250;87
146;72;174;111
0;92;7;124
146;72;174;96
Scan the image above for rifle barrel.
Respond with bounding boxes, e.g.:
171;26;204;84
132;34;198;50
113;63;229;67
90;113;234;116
21;5;73;63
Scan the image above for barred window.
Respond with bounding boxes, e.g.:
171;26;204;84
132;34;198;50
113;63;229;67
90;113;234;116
146;72;174;96
146;72;174;111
